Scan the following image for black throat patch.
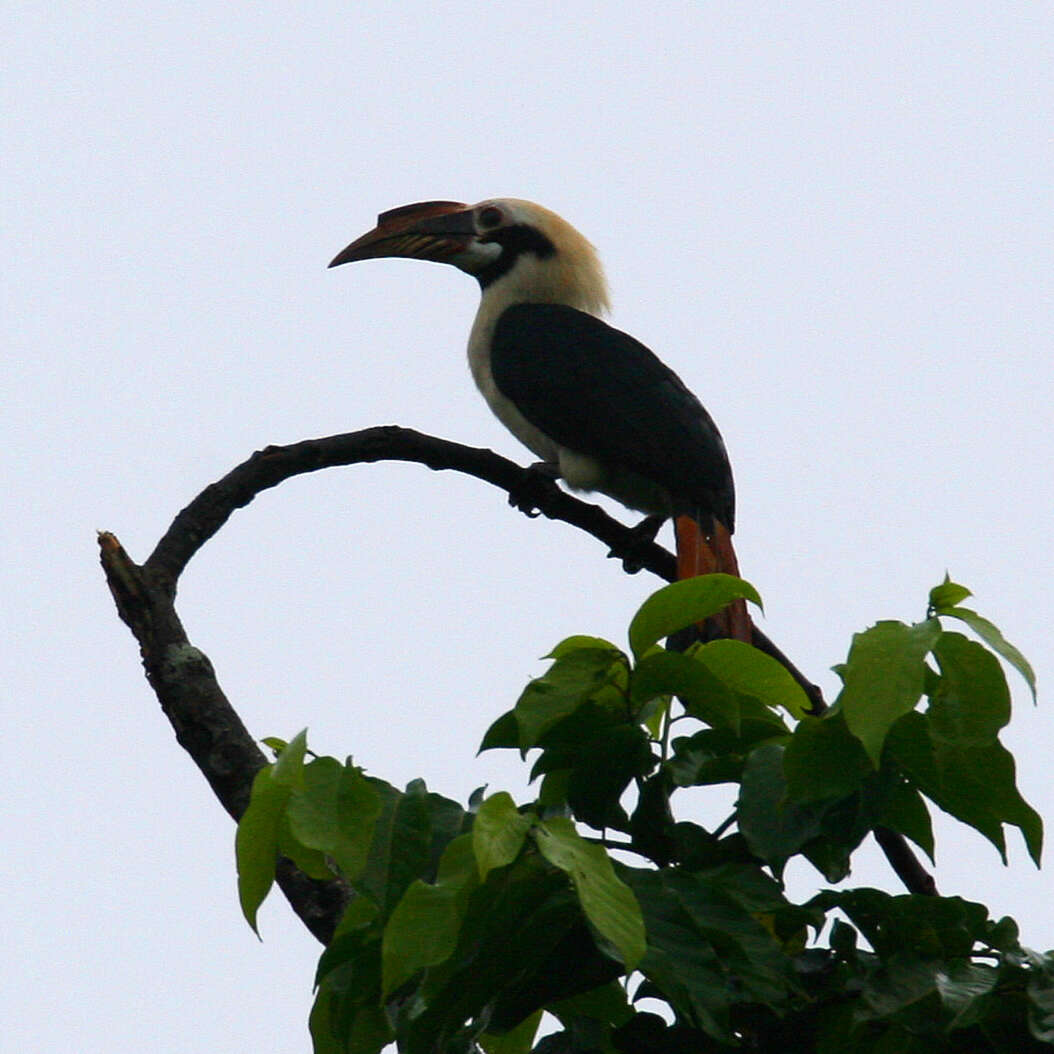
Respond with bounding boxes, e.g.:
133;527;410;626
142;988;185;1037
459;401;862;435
476;224;557;289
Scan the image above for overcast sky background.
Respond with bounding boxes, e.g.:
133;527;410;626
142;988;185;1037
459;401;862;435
6;4;1052;1052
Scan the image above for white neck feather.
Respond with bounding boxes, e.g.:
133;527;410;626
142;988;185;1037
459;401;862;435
466;202;612;463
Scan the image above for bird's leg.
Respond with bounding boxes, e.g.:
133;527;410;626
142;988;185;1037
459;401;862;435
609;514;666;574
508;461;562;518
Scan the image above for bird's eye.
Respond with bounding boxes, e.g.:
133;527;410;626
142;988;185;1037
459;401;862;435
478;205;504;230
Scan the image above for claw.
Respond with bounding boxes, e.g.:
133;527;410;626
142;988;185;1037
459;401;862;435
508;461;562;518
608;514;666;574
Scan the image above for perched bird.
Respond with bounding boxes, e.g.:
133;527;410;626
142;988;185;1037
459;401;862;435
329;198;749;641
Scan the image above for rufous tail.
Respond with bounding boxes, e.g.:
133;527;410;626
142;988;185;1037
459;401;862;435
674;515;752;643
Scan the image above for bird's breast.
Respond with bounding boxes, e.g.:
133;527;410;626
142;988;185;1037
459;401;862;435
467;305;560;464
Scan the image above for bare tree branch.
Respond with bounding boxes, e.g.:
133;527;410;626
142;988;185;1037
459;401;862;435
101;424;935;950
142;426;823;707
143;426;675;586
874;826;939;896
99;531;350;943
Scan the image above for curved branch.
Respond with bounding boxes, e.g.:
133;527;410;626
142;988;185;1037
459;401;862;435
101;424;933;950
99;531;350;943
143;425;822;707
144;426;677;587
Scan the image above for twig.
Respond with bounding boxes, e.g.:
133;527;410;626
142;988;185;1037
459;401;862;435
873;826;939;896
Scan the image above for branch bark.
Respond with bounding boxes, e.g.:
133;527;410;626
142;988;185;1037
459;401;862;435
101;425;934;949
99;531;350;943
143;425;823;706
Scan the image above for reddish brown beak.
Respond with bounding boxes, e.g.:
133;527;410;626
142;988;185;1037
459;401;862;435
328;200;475;268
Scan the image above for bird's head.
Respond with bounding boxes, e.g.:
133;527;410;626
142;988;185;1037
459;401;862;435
329;198;609;316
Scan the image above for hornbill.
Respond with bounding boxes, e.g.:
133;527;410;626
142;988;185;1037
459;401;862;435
329;198;750;641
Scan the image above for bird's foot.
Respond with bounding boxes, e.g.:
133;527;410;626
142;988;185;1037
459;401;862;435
508;461;562;518
608;514;666;574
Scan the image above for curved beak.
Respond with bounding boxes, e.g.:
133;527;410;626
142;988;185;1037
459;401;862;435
329;200;476;268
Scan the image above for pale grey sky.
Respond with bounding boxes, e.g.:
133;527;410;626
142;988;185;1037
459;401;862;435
6;4;1052;1051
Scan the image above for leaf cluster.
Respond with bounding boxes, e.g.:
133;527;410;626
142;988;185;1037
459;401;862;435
235;576;1049;1052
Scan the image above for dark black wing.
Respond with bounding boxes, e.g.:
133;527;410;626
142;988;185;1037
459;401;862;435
490;303;735;530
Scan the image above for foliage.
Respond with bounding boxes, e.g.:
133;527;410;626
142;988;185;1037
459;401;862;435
235;576;1050;1052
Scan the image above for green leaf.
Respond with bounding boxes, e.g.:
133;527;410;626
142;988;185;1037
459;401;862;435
306;983;343;1054
479;709;520;752
549;981;633;1028
285;758;382;881
473;792;533;880
784;712;872;803
856;955;943;1029
310;900;390;1053
623;865;798;1040
314;897;382;987
837;620;941;765
479;1011;542;1054
629;776;678;866
381;834;479;998
973;741;1044;866
695;639;812;720
1029;958;1054;1043
640;694;669;740
691;861;816;941
887;713;1043;865
566;725;655;830
878;780;935;861
666;706;790;789
533;817;646;969
271;728;309;787
666;734;746;788
382;880;462;997
628;575;762;659
235;765;291;934
937;961;1001;1029
939;605;1037;701
632;649;739;730
810;889;989;960
354;779;429;914
513;648;626;748
402;857;614;1050
277;814;336;881
434;831;479;891
618;875;731;1039
310;952;392;1054
546;635;623;660
523;699;653;830
537;768;571;809
737;743;820;873
354;778;469;917
888;713;1007;861
928;575;973;612
928;632;1010;747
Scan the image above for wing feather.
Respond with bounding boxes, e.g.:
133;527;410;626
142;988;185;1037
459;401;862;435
490;304;735;529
